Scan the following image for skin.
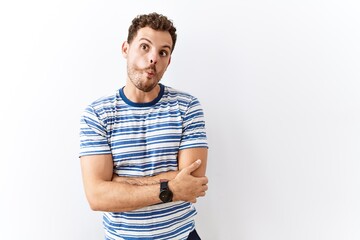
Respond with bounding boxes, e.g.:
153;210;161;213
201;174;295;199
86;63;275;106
122;27;173;102
80;27;208;212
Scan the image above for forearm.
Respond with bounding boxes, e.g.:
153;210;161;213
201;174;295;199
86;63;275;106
86;171;178;212
81;155;166;212
81;155;207;212
86;180;161;212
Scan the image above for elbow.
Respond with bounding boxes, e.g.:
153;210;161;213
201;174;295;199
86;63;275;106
86;194;128;212
87;197;101;211
85;190;118;212
88;200;102;211
85;191;104;211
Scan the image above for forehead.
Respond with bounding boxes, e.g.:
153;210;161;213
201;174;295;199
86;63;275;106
133;27;173;49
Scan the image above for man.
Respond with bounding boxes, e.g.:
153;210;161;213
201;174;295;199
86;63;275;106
79;12;208;240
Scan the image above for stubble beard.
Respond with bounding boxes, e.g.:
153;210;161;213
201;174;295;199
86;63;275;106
127;65;162;92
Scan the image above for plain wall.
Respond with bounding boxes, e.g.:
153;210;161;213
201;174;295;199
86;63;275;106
1;1;359;239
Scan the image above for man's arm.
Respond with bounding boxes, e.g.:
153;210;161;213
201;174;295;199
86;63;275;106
178;147;208;177
112;171;178;185
168;147;208;203
80;154;208;212
112;147;208;203
112;147;207;187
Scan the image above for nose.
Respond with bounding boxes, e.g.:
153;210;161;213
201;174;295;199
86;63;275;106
149;51;158;65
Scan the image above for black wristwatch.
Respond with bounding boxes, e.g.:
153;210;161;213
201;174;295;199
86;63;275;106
159;179;173;203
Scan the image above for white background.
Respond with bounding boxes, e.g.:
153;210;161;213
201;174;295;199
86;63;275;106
1;1;360;239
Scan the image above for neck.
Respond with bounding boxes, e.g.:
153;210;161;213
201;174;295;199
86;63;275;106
123;82;161;103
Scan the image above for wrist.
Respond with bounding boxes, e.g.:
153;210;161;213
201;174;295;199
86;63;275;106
159;179;173;203
167;180;178;202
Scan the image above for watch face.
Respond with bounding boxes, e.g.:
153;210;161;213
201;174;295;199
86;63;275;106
160;190;173;203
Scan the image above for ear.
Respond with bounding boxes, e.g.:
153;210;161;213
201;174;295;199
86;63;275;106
122;41;129;58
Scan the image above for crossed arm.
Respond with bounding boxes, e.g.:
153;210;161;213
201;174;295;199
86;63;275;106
80;147;208;212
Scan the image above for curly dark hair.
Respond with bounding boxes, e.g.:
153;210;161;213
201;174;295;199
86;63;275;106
127;12;177;53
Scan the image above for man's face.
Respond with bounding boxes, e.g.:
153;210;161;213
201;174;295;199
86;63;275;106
122;27;172;92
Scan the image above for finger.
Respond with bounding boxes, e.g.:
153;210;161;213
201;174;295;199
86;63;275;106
197;176;208;185
183;159;202;174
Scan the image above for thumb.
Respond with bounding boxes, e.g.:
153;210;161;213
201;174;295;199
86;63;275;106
184;159;201;174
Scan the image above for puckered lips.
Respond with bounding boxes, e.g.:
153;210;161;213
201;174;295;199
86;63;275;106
145;68;156;78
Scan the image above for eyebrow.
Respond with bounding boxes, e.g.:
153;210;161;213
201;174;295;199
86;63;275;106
139;37;172;50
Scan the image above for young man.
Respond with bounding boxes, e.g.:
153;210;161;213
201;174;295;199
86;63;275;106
79;13;208;240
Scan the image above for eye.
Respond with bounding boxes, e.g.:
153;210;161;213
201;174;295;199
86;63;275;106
159;50;169;57
140;43;149;51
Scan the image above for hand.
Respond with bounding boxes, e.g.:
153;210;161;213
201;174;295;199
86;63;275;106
169;160;208;203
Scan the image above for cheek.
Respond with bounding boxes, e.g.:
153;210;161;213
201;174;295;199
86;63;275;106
128;54;148;69
159;62;169;73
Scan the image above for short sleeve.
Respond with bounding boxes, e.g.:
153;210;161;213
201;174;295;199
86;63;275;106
179;97;208;150
79;105;111;157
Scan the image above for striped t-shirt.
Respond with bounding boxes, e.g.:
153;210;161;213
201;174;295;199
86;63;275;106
79;84;208;239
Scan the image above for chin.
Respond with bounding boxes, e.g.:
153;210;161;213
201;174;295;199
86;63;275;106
137;83;157;92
